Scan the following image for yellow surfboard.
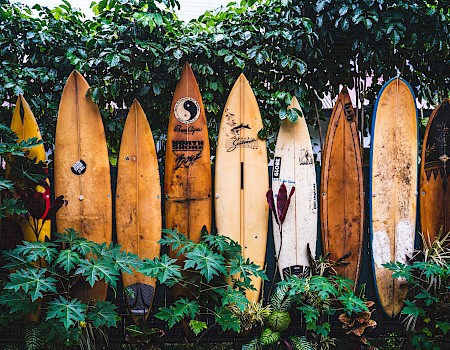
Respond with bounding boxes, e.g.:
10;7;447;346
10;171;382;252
10;95;51;243
215;74;269;302
116;100;161;322
54;71;112;303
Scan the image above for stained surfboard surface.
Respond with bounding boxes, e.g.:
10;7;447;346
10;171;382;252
321;87;364;284
54;70;112;303
420;99;450;244
164;62;212;251
370;77;418;317
215;74;269;303
271;97;317;280
116;100;161;321
10;95;51;243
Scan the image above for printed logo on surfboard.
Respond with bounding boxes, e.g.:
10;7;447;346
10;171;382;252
282;265;311;279
224;108;258;152
172;140;204;170
273;157;282;179
71;160;87;175
299;148;314;165
174;97;200;124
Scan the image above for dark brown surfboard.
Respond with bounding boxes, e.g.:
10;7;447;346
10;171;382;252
420;98;450;244
164;62;212;257
320;87;364;284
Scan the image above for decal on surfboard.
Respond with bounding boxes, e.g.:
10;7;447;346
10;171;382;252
174;124;202;135
71;160;87;175
282;265;311;279
174;97;200;124
224;108;258;152
172;140;204;170
273;157;281;179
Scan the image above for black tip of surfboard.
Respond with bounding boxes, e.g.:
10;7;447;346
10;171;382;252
125;283;155;318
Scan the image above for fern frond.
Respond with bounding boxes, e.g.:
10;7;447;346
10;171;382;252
289;336;314;350
24;323;43;350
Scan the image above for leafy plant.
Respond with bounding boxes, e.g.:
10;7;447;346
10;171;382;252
0;229;142;347
139;228;267;336
338;300;377;345
384;231;450;349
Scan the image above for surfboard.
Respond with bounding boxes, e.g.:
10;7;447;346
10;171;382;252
10;95;51;243
215;74;269;303
116;100;161;322
54;70;112;303
321;87;364;284
420;99;450;244
370;77;418;317
271;97;317;280
164;62;212;254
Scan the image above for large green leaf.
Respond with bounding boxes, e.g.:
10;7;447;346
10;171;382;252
46;296;87;330
14;241;59;264
215;286;249;311
0;198;28;219
155;298;199;328
139;254;182;285
74;258;119;287
54;249;81;273
184;245;227;282
214;305;241;332
6;268;58;301
87;300;118;328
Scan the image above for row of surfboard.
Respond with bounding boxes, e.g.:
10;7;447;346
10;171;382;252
10;63;450;321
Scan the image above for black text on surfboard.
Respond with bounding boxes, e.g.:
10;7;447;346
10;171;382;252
172;140;204;170
174;124;202;135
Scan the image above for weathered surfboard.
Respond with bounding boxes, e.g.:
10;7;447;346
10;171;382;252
420;99;450;244
271;97;317;279
321;87;364;284
164;62;212;252
10;95;51;243
370;77;418;317
215;74;269;302
116;100;161;322
54;70;112;303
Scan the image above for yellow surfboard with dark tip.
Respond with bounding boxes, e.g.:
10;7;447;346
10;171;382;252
10;95;51;243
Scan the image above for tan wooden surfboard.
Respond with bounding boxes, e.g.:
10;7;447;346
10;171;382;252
321;87;364;284
271;97;317;280
54;70;112;303
10;95;51;243
420;98;450;244
215;74;269;303
370;77;418;317
164;62;212;258
116;100;161;322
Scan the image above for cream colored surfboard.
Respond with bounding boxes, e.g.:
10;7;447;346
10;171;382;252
10;95;51;243
215;74;269;303
271;97;317;280
370;77;418;317
54;70;112;303
116;100;161;322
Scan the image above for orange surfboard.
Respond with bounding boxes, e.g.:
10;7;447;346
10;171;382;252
164;62;212;257
116;100;161;321
420;99;450;244
54;71;112;303
321;87;364;284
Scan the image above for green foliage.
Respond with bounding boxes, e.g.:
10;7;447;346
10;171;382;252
0;229;141;347
140;228;267;336
384;232;450;349
1;0;448;165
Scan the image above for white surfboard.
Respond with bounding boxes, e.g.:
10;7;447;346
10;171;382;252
271;97;317;279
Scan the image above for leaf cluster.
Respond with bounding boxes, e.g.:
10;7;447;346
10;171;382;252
139;228;267;335
0;229;141;347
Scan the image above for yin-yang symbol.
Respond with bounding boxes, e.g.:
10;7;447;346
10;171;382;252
174;97;200;124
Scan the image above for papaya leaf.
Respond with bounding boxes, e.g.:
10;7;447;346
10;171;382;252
184;245;227;282
214;305;241;332
46;296;87;330
6;268;58;301
139;254;182;285
215;285;249;311
54;249;81;273
74;258;119;288
0;197;28;219
15;241;59;264
189;319;207;336
87;300;118;328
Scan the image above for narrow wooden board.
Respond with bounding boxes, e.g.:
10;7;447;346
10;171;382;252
10;95;51;243
370;77;418;317
116;100;161;321
215;74;269;303
420;99;450;244
321;87;364;284
54;70;112;303
272;97;317;279
164;62;212;250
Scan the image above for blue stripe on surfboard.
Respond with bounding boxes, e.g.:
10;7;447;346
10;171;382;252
368;76;418;317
